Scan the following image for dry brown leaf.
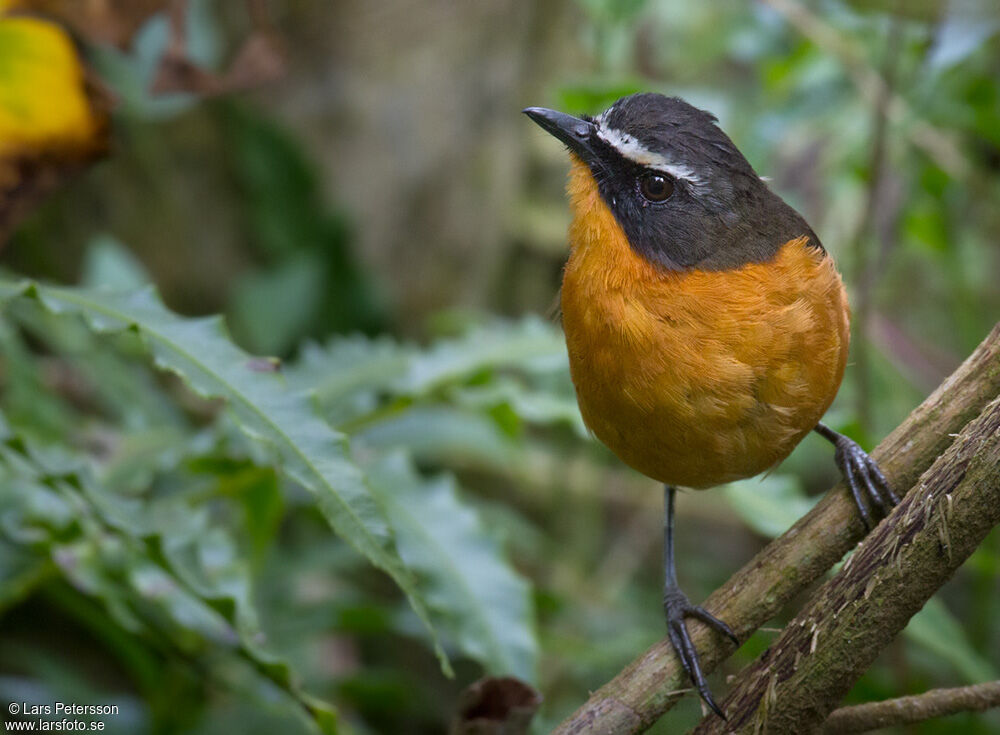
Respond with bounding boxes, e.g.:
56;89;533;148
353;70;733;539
0;0;170;48
150;30;286;96
450;677;542;735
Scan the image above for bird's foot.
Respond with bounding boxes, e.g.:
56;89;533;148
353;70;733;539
663;586;738;719
832;434;900;531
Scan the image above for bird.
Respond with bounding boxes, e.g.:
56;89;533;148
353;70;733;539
523;93;898;718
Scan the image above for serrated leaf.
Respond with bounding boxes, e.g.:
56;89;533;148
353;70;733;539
366;453;537;682
290;334;412;409
0;433;339;734
8;295;186;432
355;407;517;469
149;510;339;733
399;317;567;395
285;325;579;490
80;235;152;291
289;317;568;400
450;378;586;437
0;279;449;675
0;317;78;439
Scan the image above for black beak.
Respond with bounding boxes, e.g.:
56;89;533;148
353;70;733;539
523;107;597;163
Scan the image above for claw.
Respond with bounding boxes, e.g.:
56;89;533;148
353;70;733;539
663;589;735;719
840;454;875;530
828;430;898;529
690;605;740;646
661;485;735;719
870;460;901;505
859;467;888;512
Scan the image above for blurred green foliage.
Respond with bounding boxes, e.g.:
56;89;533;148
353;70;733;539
0;257;556;733
222;106;388;355
1;0;999;734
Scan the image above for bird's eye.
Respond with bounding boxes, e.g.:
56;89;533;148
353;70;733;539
638;173;674;203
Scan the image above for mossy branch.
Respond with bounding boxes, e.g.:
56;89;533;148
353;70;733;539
693;395;1000;734
553;323;1000;735
818;681;1000;734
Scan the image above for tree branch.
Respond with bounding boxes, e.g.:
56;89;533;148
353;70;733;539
819;681;1000;734
553;323;1000;735
692;395;1000;734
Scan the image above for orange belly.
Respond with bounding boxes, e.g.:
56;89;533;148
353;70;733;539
561;158;850;488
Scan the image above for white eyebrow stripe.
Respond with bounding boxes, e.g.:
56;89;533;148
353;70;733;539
595;124;702;185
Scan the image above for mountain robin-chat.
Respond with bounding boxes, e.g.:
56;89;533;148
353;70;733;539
524;93;898;717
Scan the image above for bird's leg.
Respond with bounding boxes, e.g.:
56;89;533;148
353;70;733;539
662;485;738;719
814;422;900;530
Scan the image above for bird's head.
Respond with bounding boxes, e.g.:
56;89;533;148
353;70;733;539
524;93;818;270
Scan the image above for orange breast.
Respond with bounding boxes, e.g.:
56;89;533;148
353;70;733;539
560;158;850;488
